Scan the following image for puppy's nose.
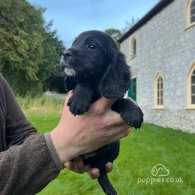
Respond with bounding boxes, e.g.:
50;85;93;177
63;50;73;58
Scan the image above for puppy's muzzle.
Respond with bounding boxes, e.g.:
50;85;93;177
59;49;73;70
63;49;73;59
59;49;76;76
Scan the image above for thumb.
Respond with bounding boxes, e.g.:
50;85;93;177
65;90;73;105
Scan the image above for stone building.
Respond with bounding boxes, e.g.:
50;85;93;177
119;0;195;133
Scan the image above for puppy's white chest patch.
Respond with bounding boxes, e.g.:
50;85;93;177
64;68;76;76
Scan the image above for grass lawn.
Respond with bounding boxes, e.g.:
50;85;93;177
21;96;195;195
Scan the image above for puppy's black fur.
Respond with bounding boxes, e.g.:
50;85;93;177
60;30;143;195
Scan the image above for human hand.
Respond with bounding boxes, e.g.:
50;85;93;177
51;91;131;163
64;159;113;179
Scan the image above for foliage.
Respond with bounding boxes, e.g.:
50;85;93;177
121;16;139;33
105;28;122;48
17;94;64;115
41;21;65;86
0;0;44;94
0;0;65;96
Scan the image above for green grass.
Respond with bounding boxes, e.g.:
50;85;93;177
17;95;64;115
19;97;195;195
17;95;63;131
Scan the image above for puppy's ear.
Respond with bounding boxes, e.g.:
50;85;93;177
99;49;131;98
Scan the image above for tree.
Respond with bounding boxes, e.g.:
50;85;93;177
105;28;122;48
41;21;66;93
121;16;139;33
0;0;66;95
0;0;45;95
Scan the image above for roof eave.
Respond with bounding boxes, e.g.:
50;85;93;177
118;0;174;43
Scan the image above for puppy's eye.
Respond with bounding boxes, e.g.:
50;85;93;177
88;44;97;50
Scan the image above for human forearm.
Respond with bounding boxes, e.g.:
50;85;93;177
0;73;37;148
0;134;62;195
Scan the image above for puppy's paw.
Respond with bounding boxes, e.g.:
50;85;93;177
67;95;90;115
123;106;144;129
111;98;144;129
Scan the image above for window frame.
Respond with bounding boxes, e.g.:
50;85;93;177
128;37;137;58
132;38;137;56
186;63;195;109
186;0;195;29
154;73;164;109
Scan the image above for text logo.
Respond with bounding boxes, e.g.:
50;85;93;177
151;163;170;177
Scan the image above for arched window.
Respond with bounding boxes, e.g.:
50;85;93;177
190;0;195;23
132;38;137;56
129;37;137;58
187;63;195;108
187;0;195;27
154;74;164;108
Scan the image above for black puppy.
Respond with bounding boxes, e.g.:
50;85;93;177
60;30;143;195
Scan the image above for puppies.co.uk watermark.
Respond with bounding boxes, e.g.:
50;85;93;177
137;164;184;185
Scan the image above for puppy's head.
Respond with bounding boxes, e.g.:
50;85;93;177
60;30;131;98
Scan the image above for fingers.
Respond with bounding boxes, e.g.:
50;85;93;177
90;97;116;114
64;160;114;180
104;111;127;126
90;97;132;127
64;158;86;174
87;168;100;179
73;158;86;173
87;162;113;179
64;160;100;179
105;162;113;173
64;161;76;171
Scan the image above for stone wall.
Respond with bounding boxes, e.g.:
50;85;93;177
120;0;195;133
